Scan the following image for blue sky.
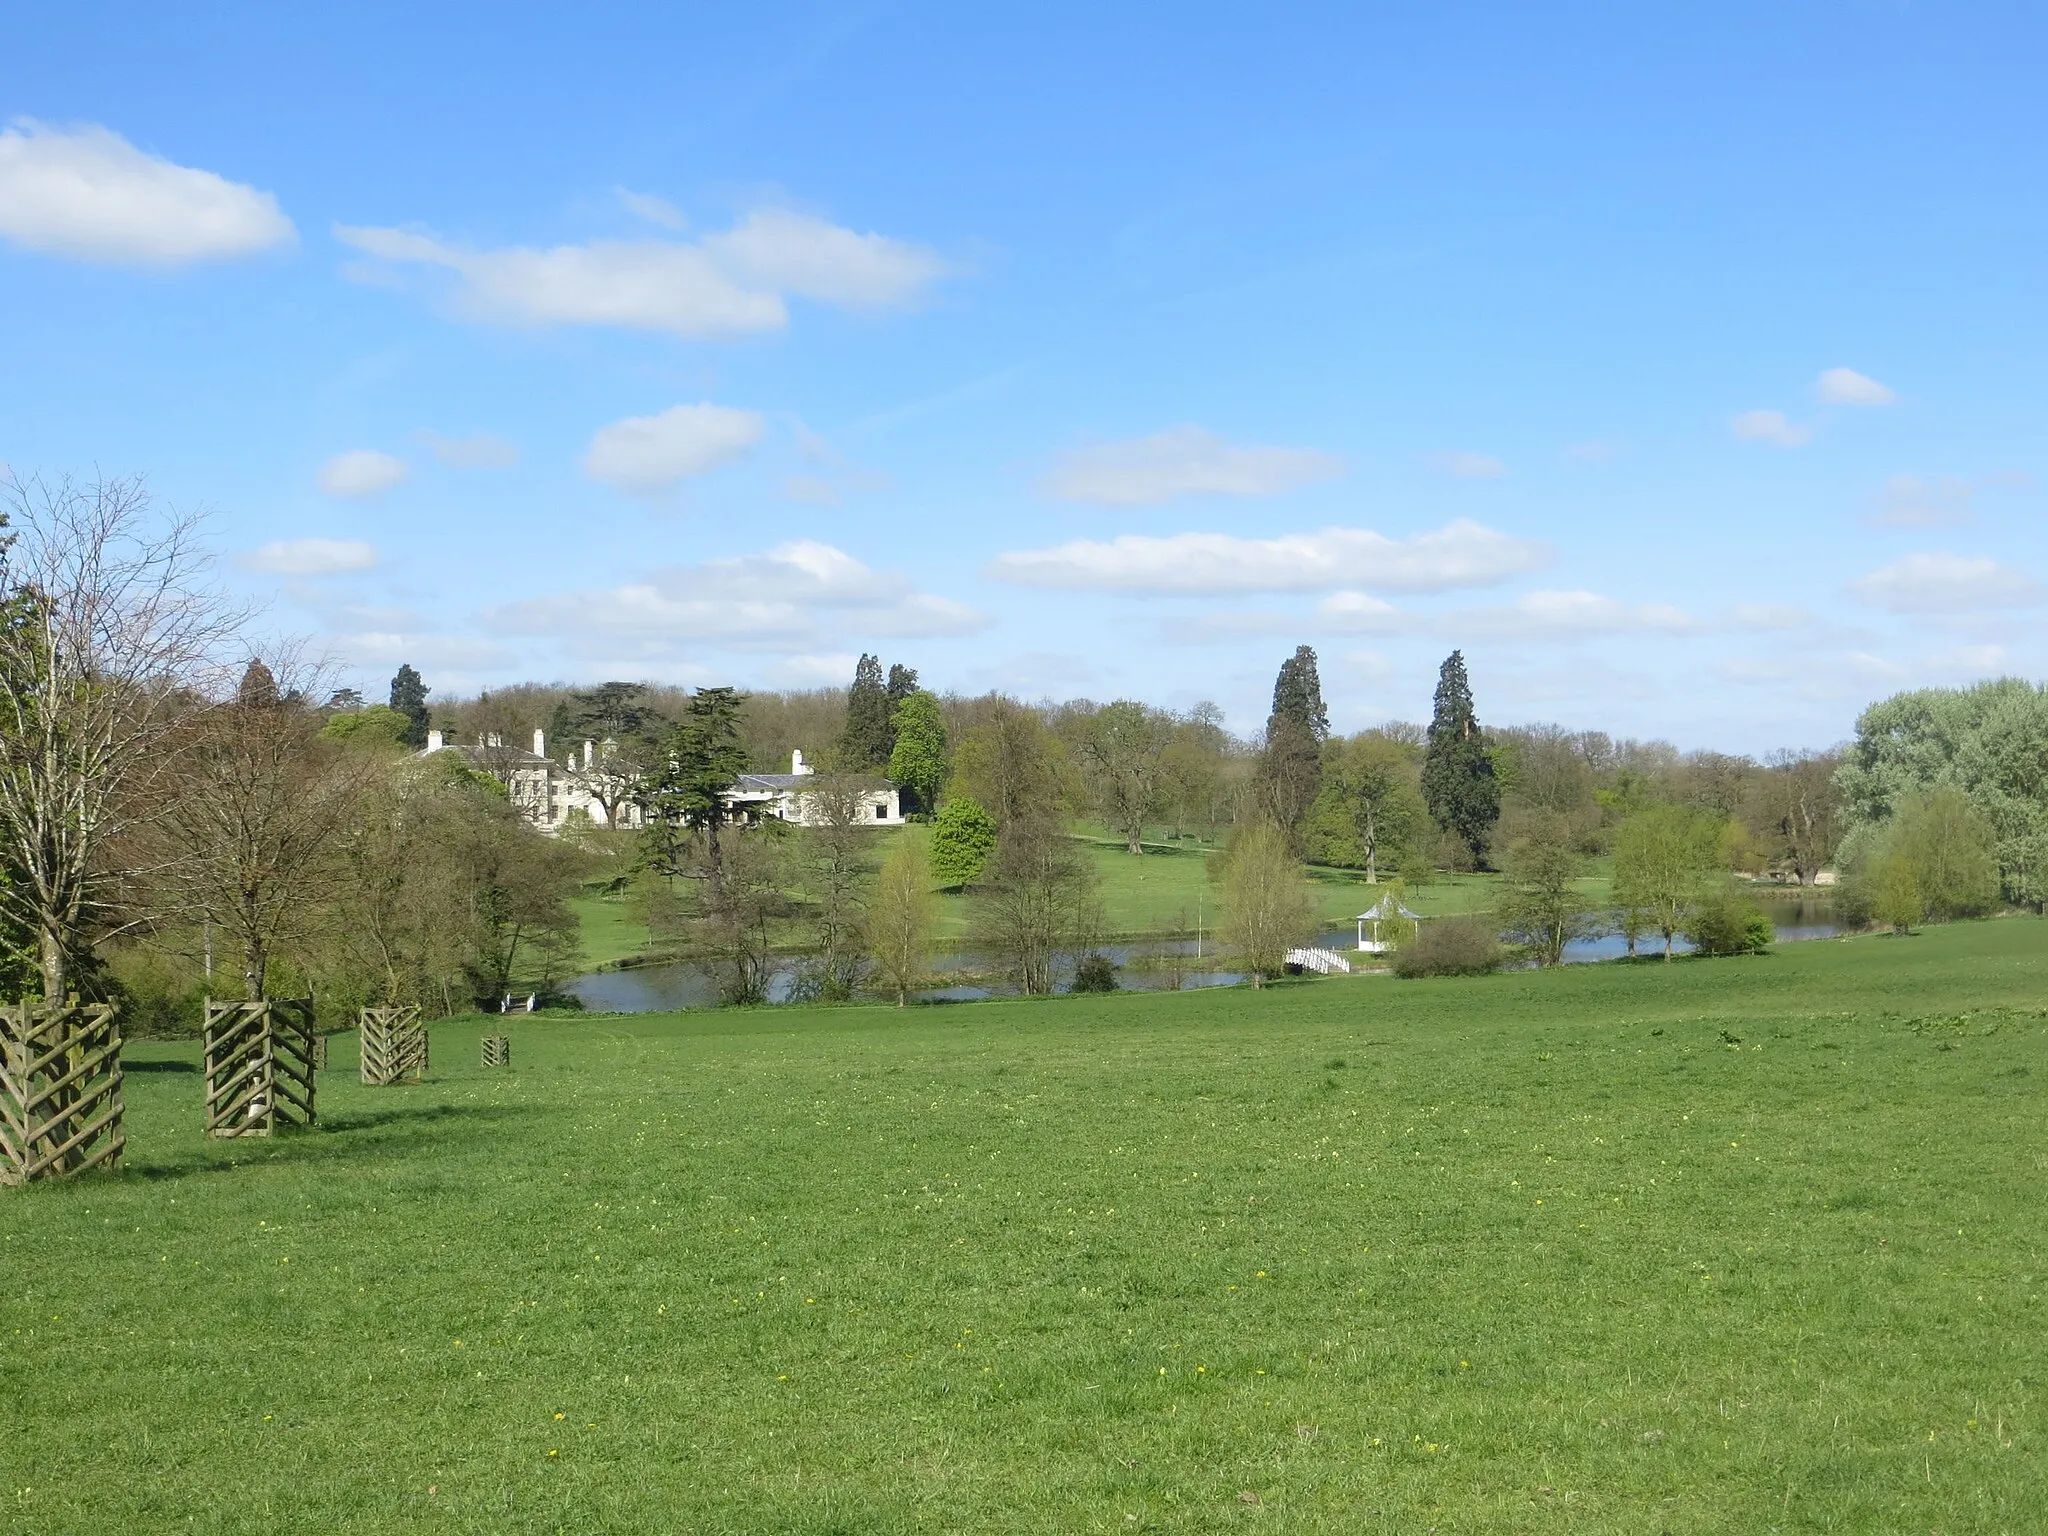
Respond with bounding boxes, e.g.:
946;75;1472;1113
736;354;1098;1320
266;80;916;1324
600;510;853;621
3;1;2044;752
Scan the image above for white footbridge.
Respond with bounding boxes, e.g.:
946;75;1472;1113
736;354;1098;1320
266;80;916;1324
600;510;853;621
1284;946;1352;975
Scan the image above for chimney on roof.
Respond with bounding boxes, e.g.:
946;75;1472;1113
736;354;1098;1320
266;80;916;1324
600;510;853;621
426;728;443;752
583;739;594;769
534;728;546;757
792;748;813;776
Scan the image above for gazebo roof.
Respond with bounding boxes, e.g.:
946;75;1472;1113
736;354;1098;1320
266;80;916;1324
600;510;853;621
1357;896;1421;921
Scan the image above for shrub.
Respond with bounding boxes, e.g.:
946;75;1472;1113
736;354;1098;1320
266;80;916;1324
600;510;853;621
1391;915;1502;977
1685;888;1774;956
929;796;998;887
1071;953;1120;993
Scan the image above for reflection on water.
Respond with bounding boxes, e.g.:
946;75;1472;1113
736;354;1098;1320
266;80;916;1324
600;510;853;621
563;897;1841;1012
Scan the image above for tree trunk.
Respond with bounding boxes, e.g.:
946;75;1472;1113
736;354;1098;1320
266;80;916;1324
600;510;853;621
39;927;65;1001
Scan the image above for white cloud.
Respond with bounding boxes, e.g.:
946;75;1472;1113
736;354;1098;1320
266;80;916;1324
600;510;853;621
330;631;515;670
1429;450;1507;479
417;430;519;469
1460;590;1696;638
1730;409;1813;447
701;208;944;308
616;188;688;231
1037;427;1344;506
1847;551;2045;613
487;540;987;652
988;519;1549;595
581;403;765;494
1817;367;1897;406
240;538;380;576
335;206;942;339
317;449;409;500
0;119;294;266
1873;473;1973;527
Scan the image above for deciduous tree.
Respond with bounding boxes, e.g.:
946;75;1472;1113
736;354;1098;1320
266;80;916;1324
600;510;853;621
0;474;243;999
887;689;949;817
868;836;939;1006
1219;820;1316;986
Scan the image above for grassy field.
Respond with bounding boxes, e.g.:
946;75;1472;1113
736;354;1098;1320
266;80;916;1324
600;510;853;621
3;918;2043;1532
574;825;1569;969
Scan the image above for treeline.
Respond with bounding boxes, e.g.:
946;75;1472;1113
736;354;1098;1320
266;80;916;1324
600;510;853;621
0;477;590;1035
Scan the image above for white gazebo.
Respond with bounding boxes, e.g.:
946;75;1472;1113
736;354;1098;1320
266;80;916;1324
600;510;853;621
1355;895;1421;953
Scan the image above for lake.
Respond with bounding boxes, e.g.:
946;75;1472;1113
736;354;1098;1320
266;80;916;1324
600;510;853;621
563;897;1842;1013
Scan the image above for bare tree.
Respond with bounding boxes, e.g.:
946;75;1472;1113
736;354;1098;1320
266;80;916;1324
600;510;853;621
0;475;241;998
149;652;362;998
971;815;1098;994
792;775;878;1000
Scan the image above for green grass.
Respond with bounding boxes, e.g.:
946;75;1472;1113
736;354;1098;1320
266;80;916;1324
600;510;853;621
569;890;657;971
568;823;1614;965
4;919;2045;1532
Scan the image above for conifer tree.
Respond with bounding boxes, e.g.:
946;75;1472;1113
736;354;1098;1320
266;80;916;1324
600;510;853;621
1420;650;1499;865
1254;645;1327;839
838;654;893;771
388;663;430;748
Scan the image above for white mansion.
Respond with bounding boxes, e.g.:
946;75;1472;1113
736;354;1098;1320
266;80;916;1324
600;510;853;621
420;733;901;834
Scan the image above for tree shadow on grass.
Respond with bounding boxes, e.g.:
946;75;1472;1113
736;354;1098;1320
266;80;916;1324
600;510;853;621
124;1102;538;1182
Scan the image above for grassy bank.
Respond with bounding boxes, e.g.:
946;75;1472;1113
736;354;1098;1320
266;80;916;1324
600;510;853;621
3;918;2042;1531
572;824;1590;970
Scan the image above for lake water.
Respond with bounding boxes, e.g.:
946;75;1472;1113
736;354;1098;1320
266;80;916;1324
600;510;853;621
563;897;1841;1013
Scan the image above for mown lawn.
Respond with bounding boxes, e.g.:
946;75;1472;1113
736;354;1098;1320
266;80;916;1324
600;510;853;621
13;919;2041;1533
574;825;1565;968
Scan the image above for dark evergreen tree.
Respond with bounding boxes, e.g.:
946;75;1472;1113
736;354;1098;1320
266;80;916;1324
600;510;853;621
838;653;893;771
646;686;751;890
886;663;919;709
1269;645;1329;741
1420;650;1500;864
388;663;430;748
236;657;280;709
1255;645;1327;838
571;680;660;744
546;698;576;755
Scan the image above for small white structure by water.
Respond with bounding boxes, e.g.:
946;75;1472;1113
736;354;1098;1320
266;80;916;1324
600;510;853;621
1355;895;1421;953
1284;947;1352;974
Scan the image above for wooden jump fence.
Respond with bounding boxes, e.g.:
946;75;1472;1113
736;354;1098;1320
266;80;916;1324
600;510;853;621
359;1004;427;1085
480;1033;510;1068
0;1000;124;1185
203;998;317;1138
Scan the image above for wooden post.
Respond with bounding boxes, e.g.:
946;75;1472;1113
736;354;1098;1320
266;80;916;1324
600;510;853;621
203;999;316;1138
480;1034;510;1068
0;1001;124;1185
358;1004;426;1085
311;1032;328;1071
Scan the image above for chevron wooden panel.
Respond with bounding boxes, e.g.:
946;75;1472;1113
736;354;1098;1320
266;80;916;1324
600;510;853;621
480;1033;510;1068
0;1001;124;1185
203;999;317;1138
359;1004;426;1086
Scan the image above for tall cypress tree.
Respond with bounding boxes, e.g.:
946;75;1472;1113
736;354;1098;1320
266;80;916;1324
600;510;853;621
389;663;430;748
1420;650;1499;865
1269;645;1329;742
1255;645;1328;838
838;654;893;771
